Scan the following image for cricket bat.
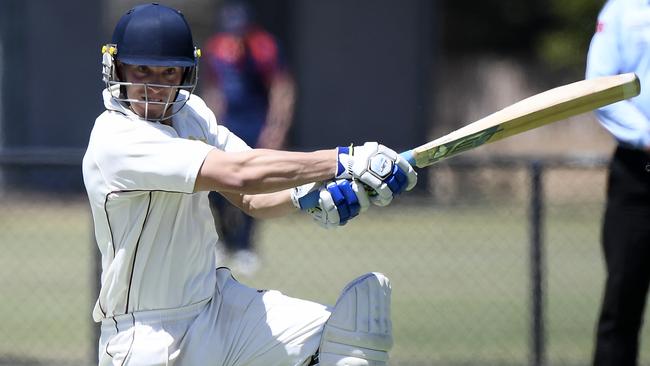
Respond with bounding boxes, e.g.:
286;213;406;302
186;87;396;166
400;73;640;168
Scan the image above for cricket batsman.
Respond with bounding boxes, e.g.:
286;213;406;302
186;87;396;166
82;3;416;365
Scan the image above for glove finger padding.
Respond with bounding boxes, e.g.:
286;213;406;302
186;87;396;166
351;180;370;212
319;180;370;227
370;156;417;206
395;155;417;191
359;170;393;207
291;180;369;229
314;190;341;228
326;181;358;221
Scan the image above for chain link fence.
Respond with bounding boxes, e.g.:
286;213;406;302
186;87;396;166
1;150;649;366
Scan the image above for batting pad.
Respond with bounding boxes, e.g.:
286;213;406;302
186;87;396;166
318;272;393;366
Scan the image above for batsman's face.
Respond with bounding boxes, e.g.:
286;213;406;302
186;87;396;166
120;64;184;120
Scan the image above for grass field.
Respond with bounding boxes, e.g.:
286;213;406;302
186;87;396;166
1;190;649;365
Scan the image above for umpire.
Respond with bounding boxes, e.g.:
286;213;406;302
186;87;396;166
586;1;650;365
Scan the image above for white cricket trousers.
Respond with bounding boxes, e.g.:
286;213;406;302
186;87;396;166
99;267;331;366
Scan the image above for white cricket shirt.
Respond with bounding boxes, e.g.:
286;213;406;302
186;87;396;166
83;89;250;322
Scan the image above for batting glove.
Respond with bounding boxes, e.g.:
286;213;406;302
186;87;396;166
291;180;370;228
335;142;417;206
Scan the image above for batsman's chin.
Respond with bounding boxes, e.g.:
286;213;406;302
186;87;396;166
132;105;167;120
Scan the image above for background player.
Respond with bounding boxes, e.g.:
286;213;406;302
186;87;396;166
83;3;416;365
202;0;296;275
586;1;650;365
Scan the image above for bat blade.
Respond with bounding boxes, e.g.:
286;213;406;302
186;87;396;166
401;73;640;168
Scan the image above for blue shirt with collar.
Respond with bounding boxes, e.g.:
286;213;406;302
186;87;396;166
586;0;650;149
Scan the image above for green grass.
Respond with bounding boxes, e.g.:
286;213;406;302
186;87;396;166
0;197;95;364
1;196;649;365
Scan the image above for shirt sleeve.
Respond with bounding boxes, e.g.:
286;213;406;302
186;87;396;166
96;121;214;193
585;0;650;149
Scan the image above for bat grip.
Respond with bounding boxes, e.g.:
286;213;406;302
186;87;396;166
400;150;416;166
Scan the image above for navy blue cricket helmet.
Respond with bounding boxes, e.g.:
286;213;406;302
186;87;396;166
112;3;197;67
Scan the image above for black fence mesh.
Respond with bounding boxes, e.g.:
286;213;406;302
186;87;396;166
1;154;649;366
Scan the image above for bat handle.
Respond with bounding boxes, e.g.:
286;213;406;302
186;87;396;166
400;150;416;166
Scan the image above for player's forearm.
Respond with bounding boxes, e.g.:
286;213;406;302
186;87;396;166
242;190;296;219
195;148;336;194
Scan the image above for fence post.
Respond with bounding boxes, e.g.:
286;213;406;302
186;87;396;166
529;160;546;366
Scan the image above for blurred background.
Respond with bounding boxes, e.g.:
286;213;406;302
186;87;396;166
1;0;648;365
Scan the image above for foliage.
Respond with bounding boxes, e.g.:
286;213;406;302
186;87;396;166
442;0;605;72
536;0;606;72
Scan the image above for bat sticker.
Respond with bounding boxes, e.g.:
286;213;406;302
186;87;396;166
427;125;503;163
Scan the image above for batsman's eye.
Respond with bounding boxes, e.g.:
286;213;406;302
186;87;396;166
164;68;178;76
135;65;149;74
162;67;184;84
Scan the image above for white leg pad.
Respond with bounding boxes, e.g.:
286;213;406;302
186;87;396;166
318;272;393;366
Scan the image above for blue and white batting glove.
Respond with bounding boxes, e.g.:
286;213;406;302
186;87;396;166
335;142;417;206
291;180;370;229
